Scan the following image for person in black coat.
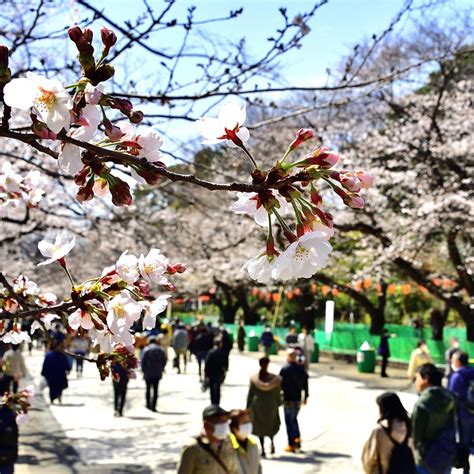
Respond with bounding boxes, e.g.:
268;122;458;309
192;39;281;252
111;361;129;417
377;329;395;378
204;338;228;405
141;338;167;412
279;349;309;452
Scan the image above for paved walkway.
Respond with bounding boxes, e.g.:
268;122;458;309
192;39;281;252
14;349;462;473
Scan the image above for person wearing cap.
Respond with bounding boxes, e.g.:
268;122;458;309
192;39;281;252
279;349;309;453
177;405;238;474
229;409;261;474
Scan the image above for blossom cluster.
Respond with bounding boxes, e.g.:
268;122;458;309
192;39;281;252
198;101;374;282
0;233;185;370
0;162;45;215
1;385;34;425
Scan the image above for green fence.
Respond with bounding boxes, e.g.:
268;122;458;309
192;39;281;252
174;316;473;364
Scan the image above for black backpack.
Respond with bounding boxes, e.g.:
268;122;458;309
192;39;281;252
0;404;18;464
381;425;416;474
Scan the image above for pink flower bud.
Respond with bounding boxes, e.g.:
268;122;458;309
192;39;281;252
223;127;244;148
162;283;177;292
340;172;361;192
174;263;187;273
355;170;374;188
84;83;103;105
100;27;117;48
129;111;144;124
76;179;95;203
68;26;83;43
134;279;150;297
289;128;314;150
310;190;322;206
304;147;339;168
109;178;132;206
83;28;93;43
346;195;364;209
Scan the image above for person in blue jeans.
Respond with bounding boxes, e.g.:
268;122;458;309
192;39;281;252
279;349;309;452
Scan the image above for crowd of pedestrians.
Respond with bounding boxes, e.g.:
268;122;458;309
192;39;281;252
2;317;474;474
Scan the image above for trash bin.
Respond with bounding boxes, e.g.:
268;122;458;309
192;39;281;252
248;335;259;352
311;343;319;363
357;342;376;373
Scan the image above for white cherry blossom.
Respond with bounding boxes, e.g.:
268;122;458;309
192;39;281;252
84;83;104;105
196;100;250;147
106;291;142;331
271;225;334;281
141;295;171;330
68;309;94;330
3;72;72;133
30;314;60;334
37;233;75;266
59;105;101;175
230;192;288;227
138;248;169;284
115;251;140;284
242;254;274;283
1;327;31;344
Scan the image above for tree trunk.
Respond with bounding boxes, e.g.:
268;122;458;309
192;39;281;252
369;311;384;335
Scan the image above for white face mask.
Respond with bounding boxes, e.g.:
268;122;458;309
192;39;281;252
213;422;230;440
237;422;253;438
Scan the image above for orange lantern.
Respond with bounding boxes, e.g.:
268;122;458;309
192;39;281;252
353;280;362;292
331;287;339;297
310;283;318;293
174;298;184;304
251;287;259;297
198;295;210;302
272;293;280;303
294;288;301;296
375;283;382;294
418;285;428;294
322;285;330;296
287;291;294;300
387;284;397;295
401;284;411;295
363;278;372;289
431;278;443;287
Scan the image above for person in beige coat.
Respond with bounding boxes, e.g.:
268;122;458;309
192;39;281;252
229;409;261;474
362;392;415;474
2;344;26;393
177;405;238;474
407;340;433;380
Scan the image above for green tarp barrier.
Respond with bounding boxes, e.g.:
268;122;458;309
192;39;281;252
173;317;473;364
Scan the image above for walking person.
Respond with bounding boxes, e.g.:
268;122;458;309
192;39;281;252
412;363;456;474
2;344;26;393
279;349;309;453
448;351;474;474
362;392;416;473
237;321;246;353
173;325;189;374
41;343;69;404
157;325;171;359
205;339;228;405
297;327;315;370
407;340;433;381
194;324;213;380
377;329;393;378
141;337;167;412
229;409;261;474
445;337;460;381
177;405;238;474
259;326;274;357
246;357;281;457
285;327;298;348
70;334;90;378
111;360;129;417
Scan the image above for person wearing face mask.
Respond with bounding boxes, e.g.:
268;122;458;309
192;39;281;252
445;337;460;381
177;405;238;474
229;409;261;474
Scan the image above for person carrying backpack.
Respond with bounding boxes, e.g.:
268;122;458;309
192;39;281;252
362;392;416;474
449;351;474;474
0;403;19;474
412;363;456;474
